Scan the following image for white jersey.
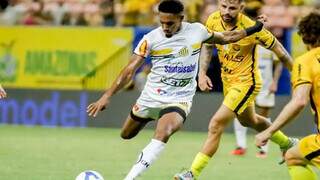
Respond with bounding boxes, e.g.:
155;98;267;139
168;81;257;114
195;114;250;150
256;46;278;107
134;22;211;107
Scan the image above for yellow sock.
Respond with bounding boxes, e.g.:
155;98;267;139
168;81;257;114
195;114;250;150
288;165;317;180
270;131;290;149
190;152;210;178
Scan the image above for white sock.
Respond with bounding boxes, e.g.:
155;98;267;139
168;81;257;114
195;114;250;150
259;118;271;153
234;118;247;149
124;139;165;180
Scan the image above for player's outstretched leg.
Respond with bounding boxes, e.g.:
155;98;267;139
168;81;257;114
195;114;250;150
125;109;184;180
175;105;235;180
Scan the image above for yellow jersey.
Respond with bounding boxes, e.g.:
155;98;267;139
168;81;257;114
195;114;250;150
206;11;277;86
291;47;320;132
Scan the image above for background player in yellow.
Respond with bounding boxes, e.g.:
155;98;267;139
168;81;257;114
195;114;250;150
174;0;296;179
256;11;320;180
0;84;7;99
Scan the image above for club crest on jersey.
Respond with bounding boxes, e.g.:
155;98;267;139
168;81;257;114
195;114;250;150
178;46;189;57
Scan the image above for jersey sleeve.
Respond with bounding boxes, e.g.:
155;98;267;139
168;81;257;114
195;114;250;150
194;23;212;41
255;28;277;49
134;35;152;58
291;58;312;89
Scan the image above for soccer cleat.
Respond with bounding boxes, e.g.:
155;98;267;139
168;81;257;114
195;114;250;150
256;150;267;158
279;137;299;164
174;170;194;180
230;147;246;156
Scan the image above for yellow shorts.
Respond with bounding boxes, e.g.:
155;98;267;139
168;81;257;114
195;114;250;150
299;134;320;168
223;84;261;115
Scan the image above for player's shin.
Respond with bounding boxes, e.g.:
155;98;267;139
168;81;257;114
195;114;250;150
288;165;317;180
124;139;165;180
190;152;210;178
270;131;290;149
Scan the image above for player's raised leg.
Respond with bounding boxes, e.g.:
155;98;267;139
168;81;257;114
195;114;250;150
125;106;185;180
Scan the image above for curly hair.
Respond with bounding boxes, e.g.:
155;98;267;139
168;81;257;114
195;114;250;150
158;0;184;14
298;11;320;46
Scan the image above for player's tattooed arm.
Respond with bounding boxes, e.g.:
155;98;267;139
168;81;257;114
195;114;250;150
199;43;213;75
271;40;293;71
87;54;144;117
198;43;214;91
207;21;263;45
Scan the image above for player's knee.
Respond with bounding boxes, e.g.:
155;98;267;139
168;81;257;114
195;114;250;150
208;118;225;135
284;150;303;166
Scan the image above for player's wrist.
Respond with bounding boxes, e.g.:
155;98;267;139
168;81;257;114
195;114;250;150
245;21;263;36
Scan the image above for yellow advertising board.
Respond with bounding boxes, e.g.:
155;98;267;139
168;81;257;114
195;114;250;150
0;26;132;90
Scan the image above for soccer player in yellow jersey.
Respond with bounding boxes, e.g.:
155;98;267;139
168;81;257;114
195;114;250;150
174;0;296;179
0;84;6;99
255;12;320;180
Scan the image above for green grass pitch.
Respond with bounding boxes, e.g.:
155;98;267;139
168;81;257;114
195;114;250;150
0;125;313;180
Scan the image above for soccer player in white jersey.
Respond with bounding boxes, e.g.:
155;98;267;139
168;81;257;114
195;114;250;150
231;45;282;157
87;0;263;179
0;84;7;99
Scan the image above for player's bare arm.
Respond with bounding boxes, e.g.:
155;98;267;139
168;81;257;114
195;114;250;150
269;61;283;93
271;40;293;71
255;84;311;146
87;54;145;117
0;84;7;99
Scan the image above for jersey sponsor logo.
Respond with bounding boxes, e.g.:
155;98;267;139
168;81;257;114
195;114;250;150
223;53;245;62
221;65;233;74
160;76;192;87
164;63;196;73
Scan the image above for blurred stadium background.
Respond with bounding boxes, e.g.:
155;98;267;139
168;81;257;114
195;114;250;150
0;0;319;179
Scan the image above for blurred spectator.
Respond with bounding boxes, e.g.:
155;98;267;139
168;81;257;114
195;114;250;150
119;0;158;26
182;0;203;22
0;0;28;25
200;0;217;23
0;0;9;11
261;0;295;40
100;0;116;26
21;0;52;25
45;0;69;25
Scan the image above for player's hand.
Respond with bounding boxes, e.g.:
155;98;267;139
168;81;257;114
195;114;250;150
255;130;272;147
268;80;278;94
198;74;213;91
0;85;7;99
87;95;110;117
257;14;268;23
